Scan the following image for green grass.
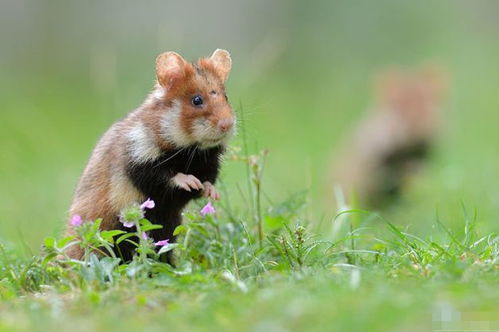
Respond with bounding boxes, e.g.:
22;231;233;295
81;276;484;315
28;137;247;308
0;149;498;331
2;1;499;331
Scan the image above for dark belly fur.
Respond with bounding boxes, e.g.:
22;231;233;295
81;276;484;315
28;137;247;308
375;141;430;205
119;145;223;262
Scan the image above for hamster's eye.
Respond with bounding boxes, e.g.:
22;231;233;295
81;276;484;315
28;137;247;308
191;95;204;107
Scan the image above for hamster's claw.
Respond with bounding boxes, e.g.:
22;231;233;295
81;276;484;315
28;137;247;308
202;181;220;200
172;173;204;192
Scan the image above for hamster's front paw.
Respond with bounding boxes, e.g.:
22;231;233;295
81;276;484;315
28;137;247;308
172;173;204;192
202;181;220;200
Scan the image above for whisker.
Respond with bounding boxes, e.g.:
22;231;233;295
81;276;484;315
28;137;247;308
185;145;198;172
153;147;186;169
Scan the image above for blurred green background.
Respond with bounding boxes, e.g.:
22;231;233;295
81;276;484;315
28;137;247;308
1;0;499;252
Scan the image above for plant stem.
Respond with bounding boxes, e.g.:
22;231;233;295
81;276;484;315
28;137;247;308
255;179;263;249
255;151;267;250
135;222;147;264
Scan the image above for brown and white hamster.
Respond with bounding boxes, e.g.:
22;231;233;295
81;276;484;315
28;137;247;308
65;49;236;261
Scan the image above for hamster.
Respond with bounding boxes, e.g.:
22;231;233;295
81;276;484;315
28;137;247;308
332;65;446;208
65;49;236;262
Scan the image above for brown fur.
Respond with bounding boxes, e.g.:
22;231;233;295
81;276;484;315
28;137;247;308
66;50;234;259
332;65;447;208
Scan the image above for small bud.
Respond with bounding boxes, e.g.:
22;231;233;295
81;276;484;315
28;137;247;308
70;215;83;227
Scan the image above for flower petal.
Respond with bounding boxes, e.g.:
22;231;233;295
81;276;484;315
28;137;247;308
122;222;135;228
140;198;155;210
200;202;216;216
155;239;169;247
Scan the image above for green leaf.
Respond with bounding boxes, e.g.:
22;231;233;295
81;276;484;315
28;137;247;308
173;225;188;236
43;237;55;249
116;233;137;245
141;224;163;232
158;243;179;255
139;218;152;227
93;218;102;228
101;230;126;242
126;260;144;278
42;252;57;265
99;257;121;282
58;235;76;248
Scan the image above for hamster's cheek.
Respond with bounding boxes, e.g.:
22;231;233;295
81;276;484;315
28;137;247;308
159;100;193;147
191;118;210;140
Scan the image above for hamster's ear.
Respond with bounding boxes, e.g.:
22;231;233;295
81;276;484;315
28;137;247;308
210;49;232;82
156;52;187;89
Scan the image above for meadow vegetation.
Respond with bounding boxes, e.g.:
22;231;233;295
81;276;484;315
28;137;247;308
1;146;498;331
2;1;499;331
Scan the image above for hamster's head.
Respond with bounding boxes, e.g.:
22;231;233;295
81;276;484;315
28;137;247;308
374;65;447;117
153;49;236;149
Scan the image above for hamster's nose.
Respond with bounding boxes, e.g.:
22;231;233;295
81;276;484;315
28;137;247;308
217;118;234;133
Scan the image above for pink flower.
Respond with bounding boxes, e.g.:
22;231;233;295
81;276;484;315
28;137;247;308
140;198;155;210
155;239;169;247
142;232;149;240
122;221;135;228
70;215;83;227
200;202;216;216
